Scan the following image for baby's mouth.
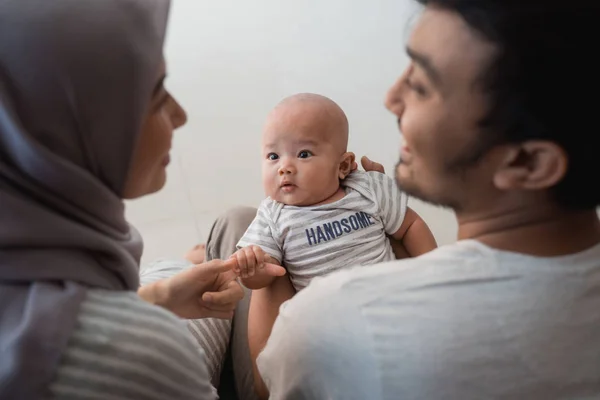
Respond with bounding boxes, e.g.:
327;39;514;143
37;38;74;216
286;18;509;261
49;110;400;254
280;182;296;192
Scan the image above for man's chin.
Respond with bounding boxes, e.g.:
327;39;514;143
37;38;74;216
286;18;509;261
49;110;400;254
395;174;418;197
395;174;456;210
396;169;430;203
395;163;413;192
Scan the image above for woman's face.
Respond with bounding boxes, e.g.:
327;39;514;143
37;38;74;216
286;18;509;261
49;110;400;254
122;61;187;199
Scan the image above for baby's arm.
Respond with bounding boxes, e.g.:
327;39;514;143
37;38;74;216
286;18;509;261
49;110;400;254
231;246;285;289
391;207;437;257
248;275;296;400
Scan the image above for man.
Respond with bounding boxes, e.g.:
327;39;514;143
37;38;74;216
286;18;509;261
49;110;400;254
256;0;600;398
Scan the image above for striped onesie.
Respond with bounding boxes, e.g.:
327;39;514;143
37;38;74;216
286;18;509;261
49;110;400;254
237;171;408;291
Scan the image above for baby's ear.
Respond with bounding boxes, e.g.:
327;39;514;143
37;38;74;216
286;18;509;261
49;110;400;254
338;152;356;179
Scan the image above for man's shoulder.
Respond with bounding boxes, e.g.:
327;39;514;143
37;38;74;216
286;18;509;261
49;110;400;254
260;243;490;397
259;243;480;399
293;238;600;339
262;241;600;399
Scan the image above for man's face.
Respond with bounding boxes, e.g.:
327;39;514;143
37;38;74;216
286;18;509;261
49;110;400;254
386;6;498;211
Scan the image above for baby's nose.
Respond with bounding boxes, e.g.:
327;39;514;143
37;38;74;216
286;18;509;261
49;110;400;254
278;163;295;175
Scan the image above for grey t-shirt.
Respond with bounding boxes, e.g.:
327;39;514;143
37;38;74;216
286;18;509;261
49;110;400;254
237;171;408;290
258;240;600;399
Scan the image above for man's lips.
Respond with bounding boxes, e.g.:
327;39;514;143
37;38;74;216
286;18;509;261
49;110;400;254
399;136;412;164
400;148;412;164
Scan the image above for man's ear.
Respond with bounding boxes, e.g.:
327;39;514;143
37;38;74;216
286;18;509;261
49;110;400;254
493;141;568;191
339;152;356;179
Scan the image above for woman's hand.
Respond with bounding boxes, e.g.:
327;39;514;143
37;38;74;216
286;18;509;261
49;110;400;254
139;259;244;320
351;156;386;174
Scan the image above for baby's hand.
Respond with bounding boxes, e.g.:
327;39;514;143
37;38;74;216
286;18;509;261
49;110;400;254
232;246;284;279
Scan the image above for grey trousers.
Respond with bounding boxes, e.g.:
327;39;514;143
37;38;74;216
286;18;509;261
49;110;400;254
140;206;258;400
205;207;258;400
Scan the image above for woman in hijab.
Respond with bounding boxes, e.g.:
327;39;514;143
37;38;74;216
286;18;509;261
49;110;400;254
0;0;244;398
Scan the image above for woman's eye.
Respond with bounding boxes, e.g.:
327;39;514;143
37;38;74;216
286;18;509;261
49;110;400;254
267;153;279;160
298;150;313;159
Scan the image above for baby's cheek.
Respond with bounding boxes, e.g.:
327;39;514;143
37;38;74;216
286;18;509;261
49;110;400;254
262;174;275;196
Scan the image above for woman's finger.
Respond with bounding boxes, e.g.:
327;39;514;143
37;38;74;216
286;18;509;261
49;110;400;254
202;281;244;305
198;300;238;313
200;258;237;274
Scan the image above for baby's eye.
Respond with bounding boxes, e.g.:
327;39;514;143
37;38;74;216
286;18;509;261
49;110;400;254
267;153;279;160
298;150;313;159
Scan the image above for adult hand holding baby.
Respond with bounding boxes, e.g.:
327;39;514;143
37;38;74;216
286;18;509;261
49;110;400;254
360;156;386;173
138;259;244;320
350;155;386;174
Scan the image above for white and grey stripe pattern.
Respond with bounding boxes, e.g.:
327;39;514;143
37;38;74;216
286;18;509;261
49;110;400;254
140;259;230;388
238;171;408;291
50;290;216;400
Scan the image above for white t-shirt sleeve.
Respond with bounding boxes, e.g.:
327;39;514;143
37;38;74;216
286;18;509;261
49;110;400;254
236;199;283;262
365;171;408;234
257;274;382;400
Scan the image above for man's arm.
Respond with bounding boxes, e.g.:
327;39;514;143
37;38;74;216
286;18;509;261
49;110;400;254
391;207;438;257
248;275;295;399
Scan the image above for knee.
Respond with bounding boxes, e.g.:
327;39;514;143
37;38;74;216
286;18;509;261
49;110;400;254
217;206;257;232
206;206;258;262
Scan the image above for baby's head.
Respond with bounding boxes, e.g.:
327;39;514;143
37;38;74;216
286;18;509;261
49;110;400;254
262;93;355;206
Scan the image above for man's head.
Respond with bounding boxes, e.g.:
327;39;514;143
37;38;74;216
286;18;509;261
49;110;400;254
387;0;599;214
262;93;355;206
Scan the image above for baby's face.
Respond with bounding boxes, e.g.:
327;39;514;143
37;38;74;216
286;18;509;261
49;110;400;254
262;104;344;206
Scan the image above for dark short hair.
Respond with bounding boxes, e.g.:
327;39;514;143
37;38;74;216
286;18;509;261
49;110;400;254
416;0;600;210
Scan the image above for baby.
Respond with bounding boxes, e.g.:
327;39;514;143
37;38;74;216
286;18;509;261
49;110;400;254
233;93;437;291
234;93;437;397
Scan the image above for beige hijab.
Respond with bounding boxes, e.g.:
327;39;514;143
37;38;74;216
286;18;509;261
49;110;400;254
0;0;170;397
